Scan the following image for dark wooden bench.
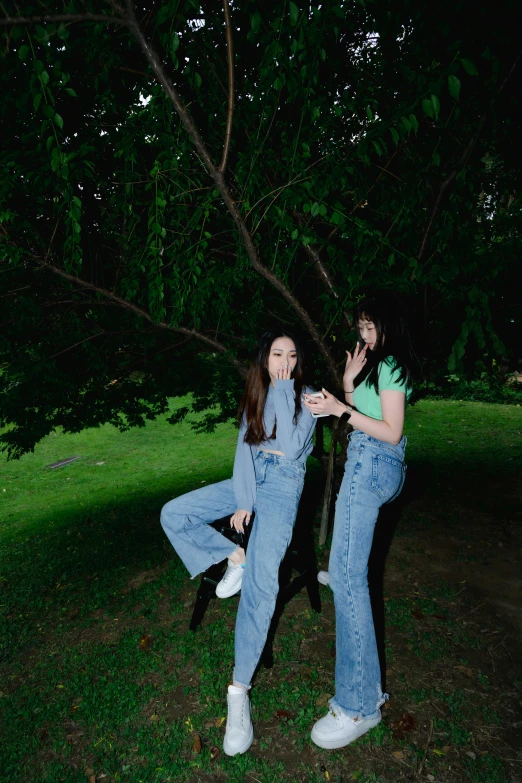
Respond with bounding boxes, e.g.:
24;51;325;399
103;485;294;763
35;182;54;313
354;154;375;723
189;513;322;668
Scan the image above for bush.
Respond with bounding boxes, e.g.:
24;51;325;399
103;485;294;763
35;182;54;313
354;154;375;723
415;373;522;405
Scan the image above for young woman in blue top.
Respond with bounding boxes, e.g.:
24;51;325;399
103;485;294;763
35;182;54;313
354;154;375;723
160;327;316;756
303;293;415;750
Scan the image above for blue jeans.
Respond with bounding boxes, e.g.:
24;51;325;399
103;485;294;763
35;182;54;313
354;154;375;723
329;431;406;718
160;451;305;687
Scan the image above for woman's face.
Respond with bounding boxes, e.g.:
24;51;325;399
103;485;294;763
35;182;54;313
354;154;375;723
267;337;298;381
358;317;379;350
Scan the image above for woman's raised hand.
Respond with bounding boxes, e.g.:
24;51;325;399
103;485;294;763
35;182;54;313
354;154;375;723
276;364;292;381
343;342;367;386
303;388;345;417
230;509;251;533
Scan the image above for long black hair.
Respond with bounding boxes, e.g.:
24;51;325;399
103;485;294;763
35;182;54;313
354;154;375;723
354;293;416;394
238;327;306;446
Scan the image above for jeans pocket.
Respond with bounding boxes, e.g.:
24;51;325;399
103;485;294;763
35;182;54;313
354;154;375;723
371;455;405;503
276;463;304;482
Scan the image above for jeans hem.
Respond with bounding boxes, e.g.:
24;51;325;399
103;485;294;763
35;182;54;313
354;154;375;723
331;692;388;720
188;545;238;580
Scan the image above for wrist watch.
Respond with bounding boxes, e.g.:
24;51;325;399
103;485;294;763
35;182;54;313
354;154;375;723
339;404;353;421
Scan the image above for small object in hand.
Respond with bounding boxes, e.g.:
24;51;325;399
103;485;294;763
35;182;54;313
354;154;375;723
305;391;329;418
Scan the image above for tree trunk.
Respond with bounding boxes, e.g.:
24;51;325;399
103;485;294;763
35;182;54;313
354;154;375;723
319;418;339;546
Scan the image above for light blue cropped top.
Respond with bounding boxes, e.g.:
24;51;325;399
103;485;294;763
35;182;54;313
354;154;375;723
232;379;317;513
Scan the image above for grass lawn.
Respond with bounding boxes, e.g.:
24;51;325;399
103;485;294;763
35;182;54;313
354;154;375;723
0;400;521;783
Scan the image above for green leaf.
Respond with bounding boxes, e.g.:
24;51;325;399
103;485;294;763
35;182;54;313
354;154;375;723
390;127;399;146
33;93;42;111
430;93;440;120
409;114;418;132
18;45;29;62
171;33;180;61
65;87;77;98
460;57;478;76
42;104;55;120
402;116;412;132
39;71;50;86
448;75;461;99
194;72;202;89
421;99;433;118
366;106;373;121
291;229;299;240
250;12;261;32
289;2;299;25
54;113;64;130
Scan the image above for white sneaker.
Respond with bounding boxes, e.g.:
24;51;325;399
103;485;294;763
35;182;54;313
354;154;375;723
317;570;330;586
216;559;245;598
223;685;254;756
311;704;381;749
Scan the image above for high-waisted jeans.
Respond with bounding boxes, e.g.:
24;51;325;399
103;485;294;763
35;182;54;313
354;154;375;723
160;450;305;687
329;431;407;719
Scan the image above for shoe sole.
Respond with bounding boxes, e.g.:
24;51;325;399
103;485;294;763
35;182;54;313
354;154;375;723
311;716;381;749
215;576;243;599
223;725;254;756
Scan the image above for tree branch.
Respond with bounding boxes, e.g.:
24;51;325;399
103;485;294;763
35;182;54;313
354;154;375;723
32;257;247;376
7;0;340;384
0;13;127;27
293;212;352;330
219;0;234;173
124;1;341;384
417;52;521;263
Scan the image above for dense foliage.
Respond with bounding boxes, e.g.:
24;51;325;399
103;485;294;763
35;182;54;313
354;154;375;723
1;0;520;456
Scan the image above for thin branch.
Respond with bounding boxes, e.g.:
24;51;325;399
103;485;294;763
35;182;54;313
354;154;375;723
417;51;521;262
7;0;340;385
124;1;341;384
0;13;127;27
32;256;247;376
219;0;234;173
417;124;483;262
48;329;135;360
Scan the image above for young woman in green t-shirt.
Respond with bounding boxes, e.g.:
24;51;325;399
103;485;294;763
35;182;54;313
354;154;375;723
303;293;415;750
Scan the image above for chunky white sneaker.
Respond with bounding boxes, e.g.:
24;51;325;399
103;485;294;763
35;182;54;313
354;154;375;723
223;685;254;756
317;570;330;586
215;559;245;598
311;705;381;749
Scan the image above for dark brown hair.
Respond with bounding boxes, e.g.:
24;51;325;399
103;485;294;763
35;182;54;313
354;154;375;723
354;293;416;393
239;327;306;446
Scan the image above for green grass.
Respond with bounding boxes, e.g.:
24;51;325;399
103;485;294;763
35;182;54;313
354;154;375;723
1;399;519;783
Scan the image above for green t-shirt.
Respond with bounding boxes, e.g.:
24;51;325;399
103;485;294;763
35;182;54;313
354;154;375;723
353;357;411;420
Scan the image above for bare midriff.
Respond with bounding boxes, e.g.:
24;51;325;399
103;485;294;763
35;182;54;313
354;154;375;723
259;448;286;457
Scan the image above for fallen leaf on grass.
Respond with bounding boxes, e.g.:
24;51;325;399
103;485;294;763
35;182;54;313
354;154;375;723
275;709;292;721
191;733;202;754
204;716;225;728
88;777;95;783
139;634;153;650
315;693;331;708
149;714;160;722
455;665;474;678
411;610;425;620
391;712;416;740
210;745;221;759
392;751;405;760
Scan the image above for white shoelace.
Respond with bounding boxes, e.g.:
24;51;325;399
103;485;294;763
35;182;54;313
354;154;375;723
222;561;243;584
227;693;248;730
